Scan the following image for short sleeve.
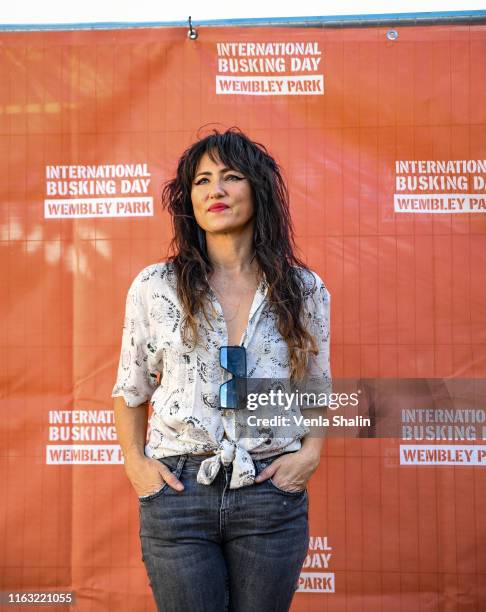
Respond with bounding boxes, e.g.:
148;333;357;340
302;271;332;397
111;270;159;407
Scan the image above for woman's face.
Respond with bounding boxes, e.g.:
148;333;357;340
191;151;254;236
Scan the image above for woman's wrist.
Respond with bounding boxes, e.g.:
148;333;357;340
298;436;323;468
123;445;146;463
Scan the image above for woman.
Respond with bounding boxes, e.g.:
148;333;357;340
112;128;331;612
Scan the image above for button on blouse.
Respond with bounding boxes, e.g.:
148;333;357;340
112;261;331;489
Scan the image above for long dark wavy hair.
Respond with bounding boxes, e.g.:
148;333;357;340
162;127;318;380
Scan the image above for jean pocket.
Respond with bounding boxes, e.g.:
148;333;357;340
138;455;187;503
267;477;307;497
256;456;307;497
138;484;168;502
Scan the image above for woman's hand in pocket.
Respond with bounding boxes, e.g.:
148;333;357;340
254;449;320;493
124;452;184;496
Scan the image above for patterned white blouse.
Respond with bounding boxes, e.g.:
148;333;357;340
112;261;331;489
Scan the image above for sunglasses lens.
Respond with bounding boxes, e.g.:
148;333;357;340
220;346;246;377
220;347;229;371
220;379;237;409
219;346;247;411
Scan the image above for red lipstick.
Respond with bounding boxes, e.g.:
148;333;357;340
208;203;229;212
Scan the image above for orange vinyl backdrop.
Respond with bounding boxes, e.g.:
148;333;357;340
0;22;485;612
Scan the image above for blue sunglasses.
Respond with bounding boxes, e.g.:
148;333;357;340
219;346;247;411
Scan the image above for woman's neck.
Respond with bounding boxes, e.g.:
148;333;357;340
206;234;256;276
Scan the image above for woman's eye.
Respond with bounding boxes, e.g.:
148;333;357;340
194;174;243;185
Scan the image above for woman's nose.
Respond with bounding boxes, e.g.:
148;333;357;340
210;179;226;198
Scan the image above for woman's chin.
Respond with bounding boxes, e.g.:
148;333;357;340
202;217;254;236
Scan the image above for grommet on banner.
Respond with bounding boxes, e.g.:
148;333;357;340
187;16;198;40
386;29;399;40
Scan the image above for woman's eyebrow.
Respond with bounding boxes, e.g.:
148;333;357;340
194;167;240;179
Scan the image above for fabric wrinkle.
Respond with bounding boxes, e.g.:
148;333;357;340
196;439;256;489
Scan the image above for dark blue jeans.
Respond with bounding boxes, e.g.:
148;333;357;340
139;453;309;612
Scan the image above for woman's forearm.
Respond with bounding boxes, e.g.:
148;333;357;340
299;407;325;464
300;435;323;463
113;396;149;461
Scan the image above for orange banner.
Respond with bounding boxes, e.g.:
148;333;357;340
1;22;485;611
